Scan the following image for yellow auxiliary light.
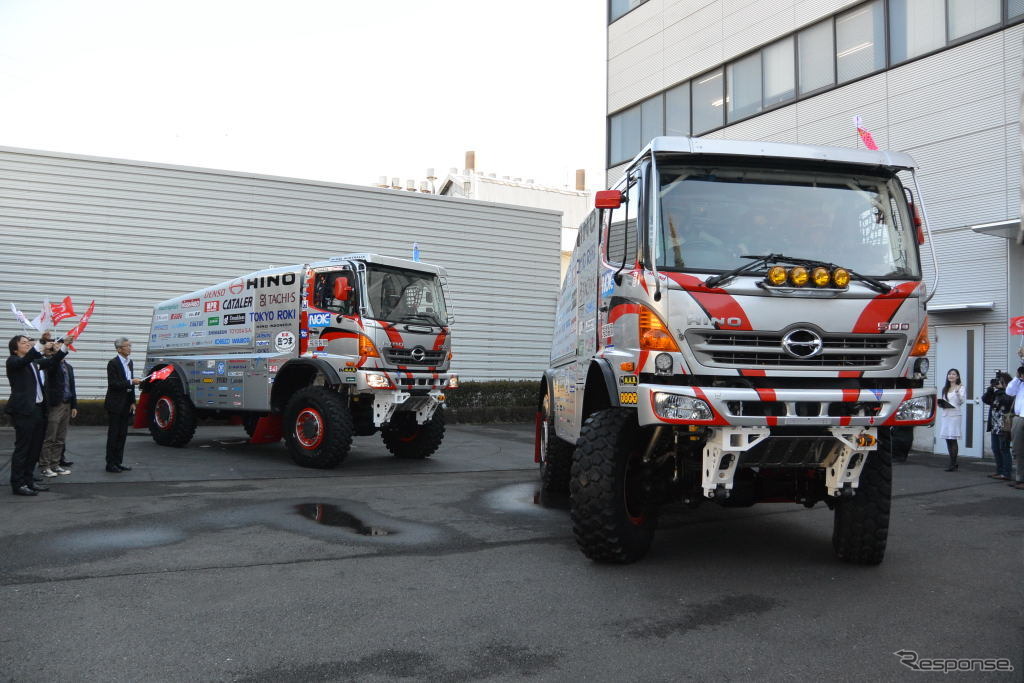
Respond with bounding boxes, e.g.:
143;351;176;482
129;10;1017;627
832;268;851;288
811;266;830;287
766;266;788;286
789;266;809;287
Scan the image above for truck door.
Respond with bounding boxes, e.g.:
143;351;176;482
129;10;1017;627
309;268;358;357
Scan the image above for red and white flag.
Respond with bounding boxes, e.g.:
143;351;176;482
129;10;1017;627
30;298;52;332
1010;315;1024;336
148;366;175;382
50;296;77;325
853;115;879;151
64;300;96;350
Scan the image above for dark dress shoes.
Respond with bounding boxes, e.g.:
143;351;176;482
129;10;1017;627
29;482;50;492
33;475;44;482
13;485;38;496
105;465;123;473
117;464;132;471
59;460;74;467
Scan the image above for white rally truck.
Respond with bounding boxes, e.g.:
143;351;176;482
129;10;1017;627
539;137;937;564
138;253;458;468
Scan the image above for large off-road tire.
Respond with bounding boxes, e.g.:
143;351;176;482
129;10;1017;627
148;376;197;447
381;409;445;459
539;391;574;494
570;408;658;564
282;387;353;469
832;448;892;565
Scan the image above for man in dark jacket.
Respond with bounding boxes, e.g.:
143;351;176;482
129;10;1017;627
104;336;141;473
5;334;70;496
38;332;78;477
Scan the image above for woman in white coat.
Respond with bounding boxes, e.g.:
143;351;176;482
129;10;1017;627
938;368;967;471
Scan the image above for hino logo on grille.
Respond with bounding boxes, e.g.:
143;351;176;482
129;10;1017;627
781;329;823;358
410;346;426;362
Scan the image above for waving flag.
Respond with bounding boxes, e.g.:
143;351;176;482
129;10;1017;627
50;296;77;325
64;300;96;350
30;298;52;332
853;115;879;151
148;366;175;382
10;302;35;329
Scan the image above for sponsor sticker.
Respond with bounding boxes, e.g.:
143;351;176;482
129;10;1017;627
619;391;638;405
275;331;296;352
204;301;220;312
619;375;637;385
216;362;226;375
223;313;246;326
208;317;219;326
308;312;332;327
182;298;200;309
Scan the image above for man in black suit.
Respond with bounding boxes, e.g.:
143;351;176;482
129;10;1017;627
39;331;78;477
6;334;70;496
104;337;141;473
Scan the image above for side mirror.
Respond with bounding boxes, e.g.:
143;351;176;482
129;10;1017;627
332;276;353;301
595;190;622;209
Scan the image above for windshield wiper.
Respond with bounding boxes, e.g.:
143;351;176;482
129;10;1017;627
402;313;445;327
704;254;892;294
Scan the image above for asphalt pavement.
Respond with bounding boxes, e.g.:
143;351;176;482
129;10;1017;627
0;422;1021;682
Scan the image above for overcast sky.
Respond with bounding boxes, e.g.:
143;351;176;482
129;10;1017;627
0;0;607;190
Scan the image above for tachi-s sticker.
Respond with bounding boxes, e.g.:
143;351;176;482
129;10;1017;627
275;331;296;352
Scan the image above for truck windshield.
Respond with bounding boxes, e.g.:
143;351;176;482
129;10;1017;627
655;166;921;279
363;265;448;326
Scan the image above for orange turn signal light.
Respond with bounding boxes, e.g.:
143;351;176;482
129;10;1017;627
358;333;380;358
910;318;930;356
620;362;635;372
638;306;680;352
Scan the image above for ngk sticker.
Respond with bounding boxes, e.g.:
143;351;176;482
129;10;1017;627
308;312;331;327
275;331;296;352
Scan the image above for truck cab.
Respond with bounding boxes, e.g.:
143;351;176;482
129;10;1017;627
539;137;937;564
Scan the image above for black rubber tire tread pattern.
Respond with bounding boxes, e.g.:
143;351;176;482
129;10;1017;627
832;449;892;565
148;377;197;448
282;386;353;469
539;392;574;494
570;408;658;564
381;409;445;459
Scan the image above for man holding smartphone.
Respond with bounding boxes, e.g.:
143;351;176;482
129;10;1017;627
1007;366;1024;490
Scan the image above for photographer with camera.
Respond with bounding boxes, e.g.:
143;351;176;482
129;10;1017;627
982;371;1014;480
1005;366;1024;490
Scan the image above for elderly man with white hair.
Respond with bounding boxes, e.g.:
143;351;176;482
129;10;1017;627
104;337;141;473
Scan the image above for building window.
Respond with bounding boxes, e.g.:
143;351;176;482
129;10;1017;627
665;82;690;136
610;0;649;22
641;95;664;148
692;68;724;134
1011;0;1024;19
799;20;835;94
728;53;762;122
610;105;641;166
948;0;1000;40
890;0;946;63
836;0;886;82
763;37;796;106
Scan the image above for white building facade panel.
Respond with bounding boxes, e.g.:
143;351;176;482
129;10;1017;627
0;147;562;397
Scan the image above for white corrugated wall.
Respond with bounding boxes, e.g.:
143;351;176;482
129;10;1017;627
0;147;562;397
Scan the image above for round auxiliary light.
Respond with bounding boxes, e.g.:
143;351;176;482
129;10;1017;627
811;266;831;287
832;268;851;288
766;266;788;286
789;266;809;287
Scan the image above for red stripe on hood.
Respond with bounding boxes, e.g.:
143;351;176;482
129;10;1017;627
851;282;920;333
608;303;641;324
662;272;753;331
380;322;404;346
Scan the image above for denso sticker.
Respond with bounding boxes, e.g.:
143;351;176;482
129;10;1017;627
307;312;332;327
275;331;296;352
182;298;200;309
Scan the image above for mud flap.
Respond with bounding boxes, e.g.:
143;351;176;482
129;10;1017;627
132;393;152;429
249;414;283;444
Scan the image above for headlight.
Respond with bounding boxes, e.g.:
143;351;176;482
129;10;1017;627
913;357;929;378
653;393;713;421
446;375;460;389
832;268;851;288
654;353;672;374
895;396;933;421
789;266;809;287
365;372;392;389
811;267;830;287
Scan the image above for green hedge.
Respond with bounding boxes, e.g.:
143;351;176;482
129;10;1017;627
0;380;540;427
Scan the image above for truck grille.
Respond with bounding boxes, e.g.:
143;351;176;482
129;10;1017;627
685;330;904;370
382;346;446;367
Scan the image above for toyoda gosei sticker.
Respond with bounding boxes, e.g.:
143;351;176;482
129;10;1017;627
275;331;296;352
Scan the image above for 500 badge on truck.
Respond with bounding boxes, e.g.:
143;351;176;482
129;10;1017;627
538;137;937;565
138;253;458;469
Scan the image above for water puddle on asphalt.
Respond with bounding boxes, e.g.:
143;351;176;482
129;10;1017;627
294;503;393;536
482;483;570;514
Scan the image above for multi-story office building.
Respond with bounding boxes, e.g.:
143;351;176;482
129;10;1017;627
606;0;1023;457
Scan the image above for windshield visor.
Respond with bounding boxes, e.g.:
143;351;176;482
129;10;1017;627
655;167;922;279
364;265;448;326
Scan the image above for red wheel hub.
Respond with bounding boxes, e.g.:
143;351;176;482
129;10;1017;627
154;396;176;429
295;408;325;450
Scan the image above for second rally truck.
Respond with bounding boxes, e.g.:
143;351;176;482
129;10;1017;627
138;253;458;468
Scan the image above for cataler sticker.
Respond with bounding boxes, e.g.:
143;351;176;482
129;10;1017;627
275;331;296;352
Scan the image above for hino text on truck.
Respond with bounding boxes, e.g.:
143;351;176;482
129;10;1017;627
538;137;938;564
137;253;457;468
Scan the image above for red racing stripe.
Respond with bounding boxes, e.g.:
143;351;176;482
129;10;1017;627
755;387;777;402
851;282;920;333
741;369;766;377
380;322;404;346
839;371;862;378
842;389;860;402
662;273;753;330
608;303;641;324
